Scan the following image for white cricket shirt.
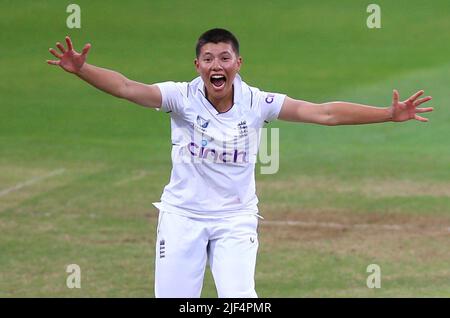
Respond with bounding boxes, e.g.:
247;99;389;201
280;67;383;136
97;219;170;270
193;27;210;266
154;74;285;217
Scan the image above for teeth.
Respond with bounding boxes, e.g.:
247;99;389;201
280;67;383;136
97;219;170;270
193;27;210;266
211;75;225;79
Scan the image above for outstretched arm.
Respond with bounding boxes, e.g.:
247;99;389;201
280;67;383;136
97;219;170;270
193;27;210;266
278;90;433;125
47;36;162;108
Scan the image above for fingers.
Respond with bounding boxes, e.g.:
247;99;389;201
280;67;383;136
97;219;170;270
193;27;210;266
56;42;66;54
65;36;73;51
81;43;91;56
416;107;434;113
46;60;60;65
407;90;424;103
49;48;62;59
414;114;429;122
414;96;432;107
392;89;399;105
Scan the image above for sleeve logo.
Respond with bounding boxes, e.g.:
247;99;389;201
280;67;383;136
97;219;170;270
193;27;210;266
265;94;275;104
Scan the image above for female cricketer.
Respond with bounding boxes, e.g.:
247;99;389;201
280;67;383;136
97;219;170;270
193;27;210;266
47;28;433;298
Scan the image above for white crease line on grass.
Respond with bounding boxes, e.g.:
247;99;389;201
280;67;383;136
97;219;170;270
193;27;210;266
262;220;450;233
0;169;66;197
114;170;149;186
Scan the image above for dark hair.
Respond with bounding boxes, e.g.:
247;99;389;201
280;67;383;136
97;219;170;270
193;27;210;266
195;28;240;58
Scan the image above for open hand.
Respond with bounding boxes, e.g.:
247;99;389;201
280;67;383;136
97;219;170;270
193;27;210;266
391;90;434;122
47;36;91;74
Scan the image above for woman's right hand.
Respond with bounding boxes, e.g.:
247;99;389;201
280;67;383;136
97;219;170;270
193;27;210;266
47;36;91;74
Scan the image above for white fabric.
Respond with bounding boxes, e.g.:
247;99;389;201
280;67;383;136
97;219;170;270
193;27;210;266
155;74;285;217
154;210;259;298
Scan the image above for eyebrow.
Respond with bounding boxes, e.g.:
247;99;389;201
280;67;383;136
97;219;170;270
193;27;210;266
202;51;232;56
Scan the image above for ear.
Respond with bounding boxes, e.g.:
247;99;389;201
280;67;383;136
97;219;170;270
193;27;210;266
194;58;200;73
236;56;243;72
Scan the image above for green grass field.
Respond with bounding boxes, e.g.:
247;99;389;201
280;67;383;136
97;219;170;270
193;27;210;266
1;0;449;297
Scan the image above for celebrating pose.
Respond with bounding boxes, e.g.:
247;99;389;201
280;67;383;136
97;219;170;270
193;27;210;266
47;28;433;298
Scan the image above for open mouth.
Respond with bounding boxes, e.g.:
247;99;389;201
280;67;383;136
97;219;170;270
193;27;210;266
210;74;226;88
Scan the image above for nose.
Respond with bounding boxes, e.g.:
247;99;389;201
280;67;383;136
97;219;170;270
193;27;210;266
211;58;222;71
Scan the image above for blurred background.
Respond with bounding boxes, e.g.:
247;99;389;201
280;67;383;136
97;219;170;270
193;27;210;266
0;0;449;297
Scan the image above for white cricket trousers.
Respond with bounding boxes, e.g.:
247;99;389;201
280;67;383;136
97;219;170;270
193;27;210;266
154;211;259;298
